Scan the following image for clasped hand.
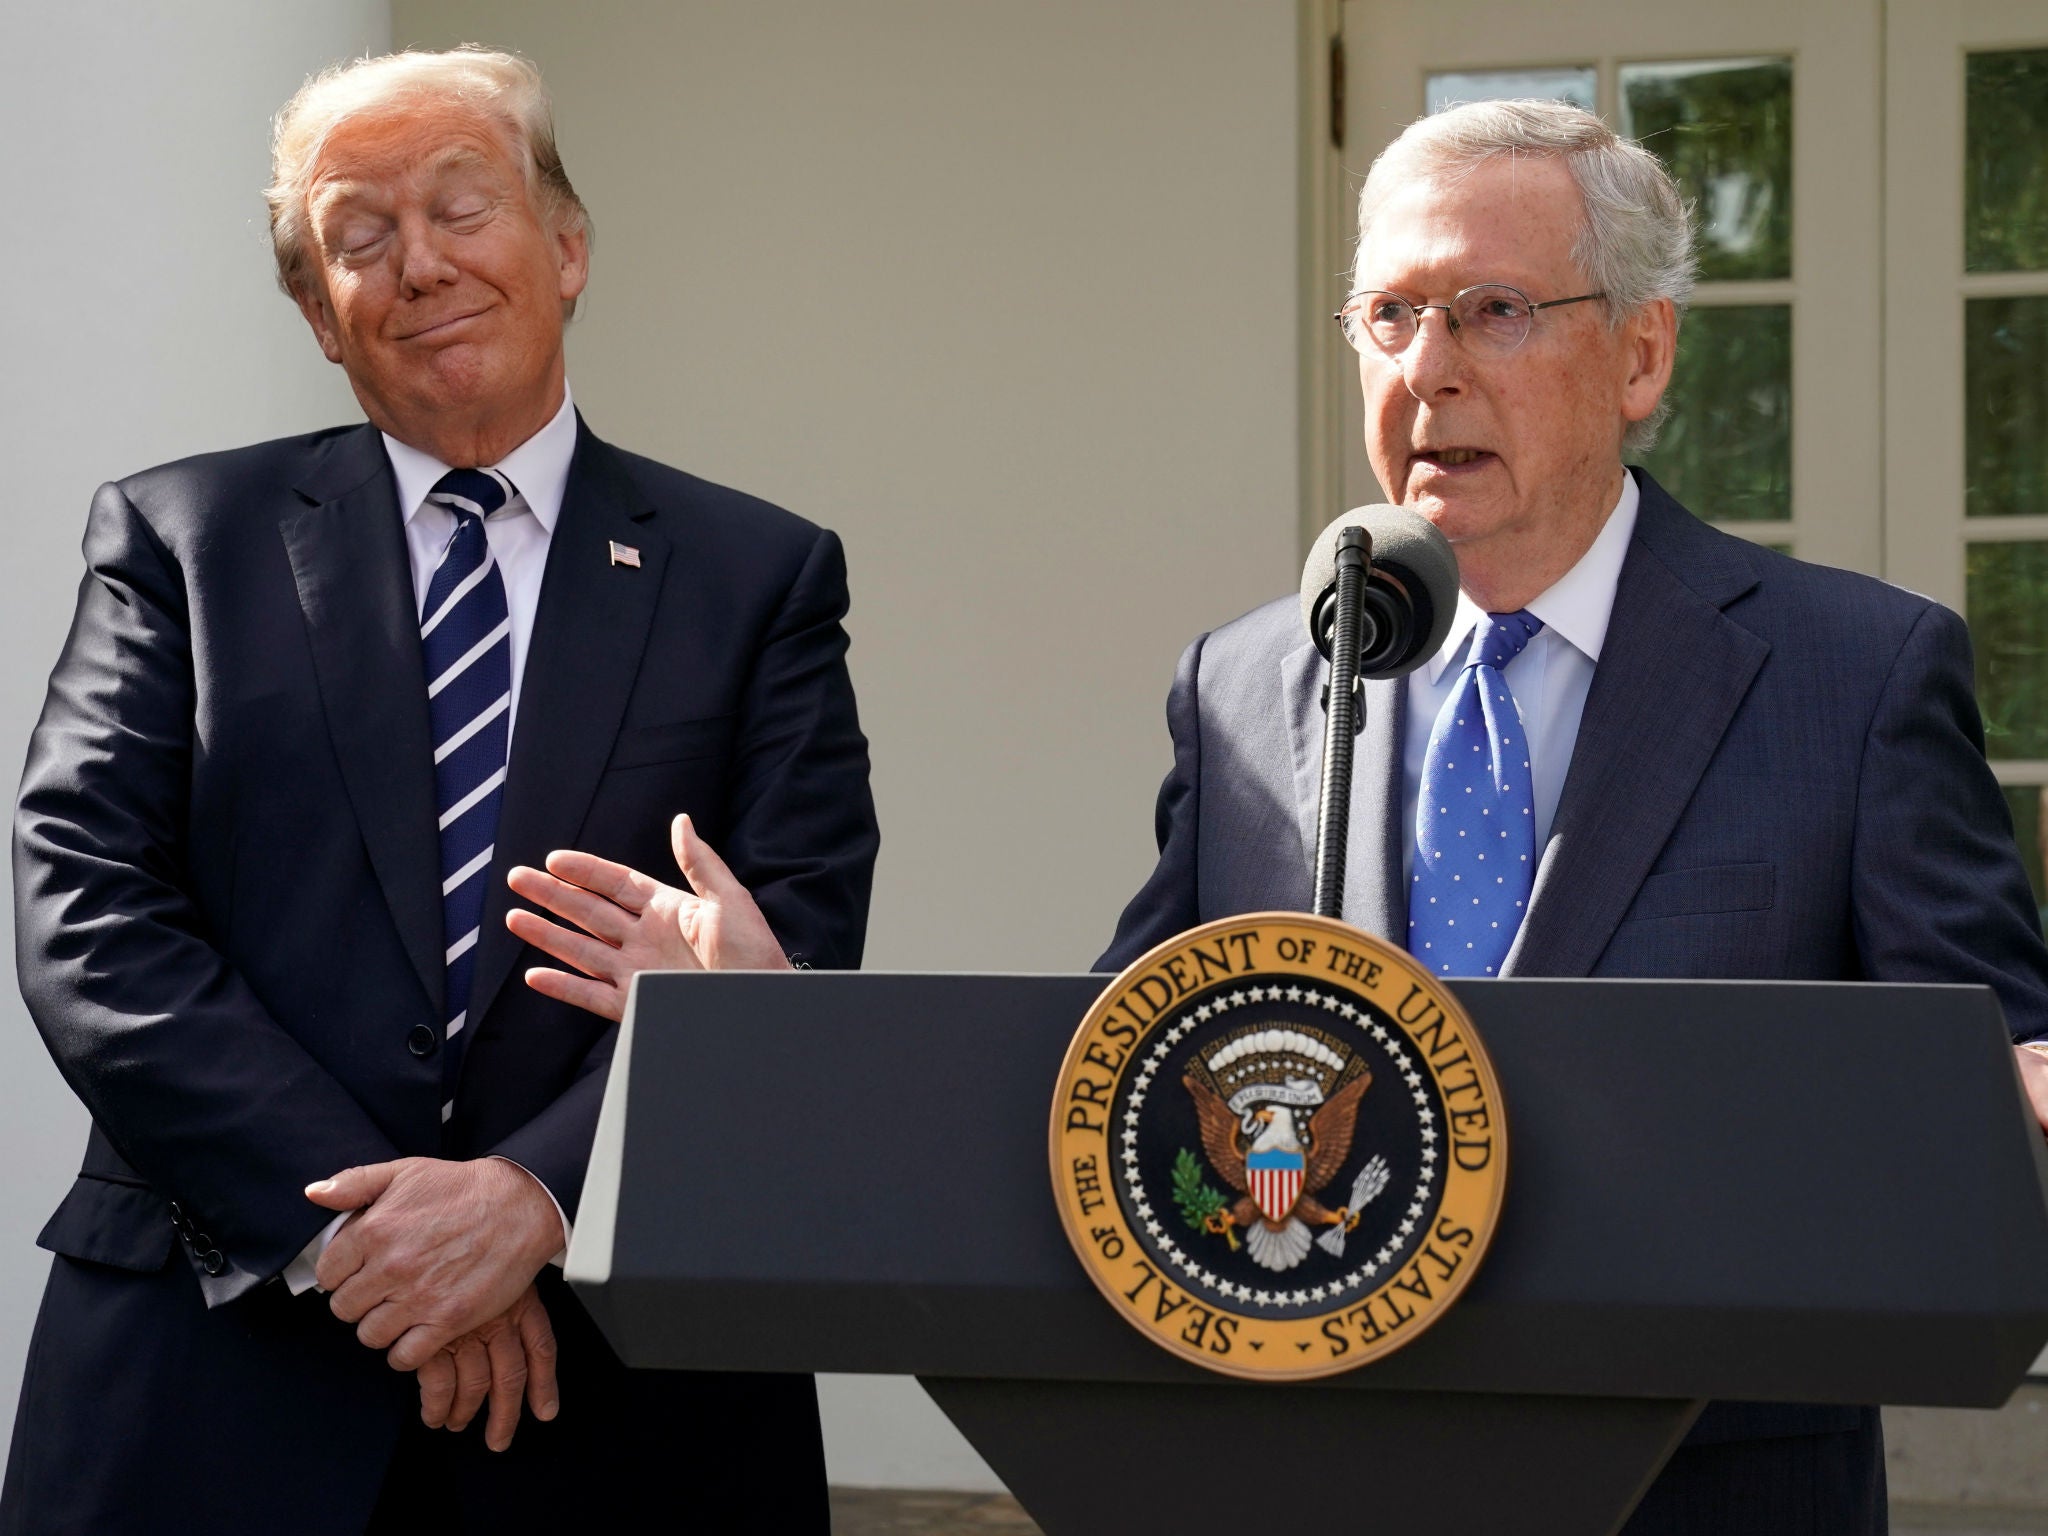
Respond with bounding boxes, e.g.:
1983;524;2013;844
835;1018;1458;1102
307;1156;564;1450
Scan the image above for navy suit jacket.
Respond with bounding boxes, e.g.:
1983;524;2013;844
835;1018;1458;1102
5;419;877;1532
1100;473;2048;1504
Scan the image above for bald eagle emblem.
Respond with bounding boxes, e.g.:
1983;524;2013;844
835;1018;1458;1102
1180;1025;1392;1272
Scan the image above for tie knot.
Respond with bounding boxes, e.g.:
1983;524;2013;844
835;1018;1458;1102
1469;610;1542;672
427;467;515;521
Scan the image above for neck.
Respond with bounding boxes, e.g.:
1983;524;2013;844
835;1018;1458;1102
369;368;565;470
1451;468;1623;612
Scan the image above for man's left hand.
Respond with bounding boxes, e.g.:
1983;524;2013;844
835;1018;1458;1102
307;1157;563;1370
2016;1044;2048;1133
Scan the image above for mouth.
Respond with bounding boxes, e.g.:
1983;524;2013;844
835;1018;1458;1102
398;308;487;342
1410;446;1496;473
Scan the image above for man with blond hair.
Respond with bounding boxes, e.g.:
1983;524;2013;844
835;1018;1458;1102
4;46;873;1532
1102;98;2048;1533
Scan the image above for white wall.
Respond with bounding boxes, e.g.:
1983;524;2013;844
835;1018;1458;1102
0;0;392;1471
390;0;1304;1487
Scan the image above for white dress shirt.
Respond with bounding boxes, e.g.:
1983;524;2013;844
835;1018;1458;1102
1400;470;1640;882
283;388;579;1295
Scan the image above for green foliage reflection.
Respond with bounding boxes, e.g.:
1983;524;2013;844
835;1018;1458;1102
1966;50;2048;273
1636;305;1790;521
1968;542;2048;759
1966;297;2048;520
2003;786;2048;937
1622;57;1792;282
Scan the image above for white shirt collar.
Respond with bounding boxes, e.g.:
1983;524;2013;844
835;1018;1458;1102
1424;468;1641;683
381;384;578;534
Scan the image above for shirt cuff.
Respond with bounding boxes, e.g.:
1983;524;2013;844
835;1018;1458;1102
490;1155;573;1266
283;1211;350;1296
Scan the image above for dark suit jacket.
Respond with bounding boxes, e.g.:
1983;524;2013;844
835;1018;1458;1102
4;418;877;1533
1100;472;2048;1528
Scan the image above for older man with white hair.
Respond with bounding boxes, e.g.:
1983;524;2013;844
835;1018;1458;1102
3;46;873;1534
1101;98;2048;1534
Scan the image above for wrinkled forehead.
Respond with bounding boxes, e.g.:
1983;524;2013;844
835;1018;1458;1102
307;97;523;205
1355;155;1586;295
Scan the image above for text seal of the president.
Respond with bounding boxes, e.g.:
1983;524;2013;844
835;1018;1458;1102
1051;913;1508;1380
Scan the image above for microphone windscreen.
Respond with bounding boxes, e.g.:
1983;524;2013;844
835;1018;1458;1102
1299;504;1459;679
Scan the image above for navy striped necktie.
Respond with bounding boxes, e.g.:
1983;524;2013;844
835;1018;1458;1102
420;467;515;1123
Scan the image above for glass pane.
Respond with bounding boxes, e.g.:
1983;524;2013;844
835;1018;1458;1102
1620;57;1792;281
1635;304;1790;521
1967;542;2048;758
1966;295;2048;519
1966;49;2048;273
2004;785;2048;936
1426;68;1595;116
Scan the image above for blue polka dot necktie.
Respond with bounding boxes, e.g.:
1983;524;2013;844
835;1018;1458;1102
420;467;515;1123
1408;610;1543;977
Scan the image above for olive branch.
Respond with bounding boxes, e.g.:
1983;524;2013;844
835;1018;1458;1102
1172;1147;1236;1248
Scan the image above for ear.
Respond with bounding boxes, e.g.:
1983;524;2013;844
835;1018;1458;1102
555;222;590;306
1619;296;1677;429
291;276;346;365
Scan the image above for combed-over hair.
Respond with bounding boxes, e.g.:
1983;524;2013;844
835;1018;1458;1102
1356;99;1695;454
266;46;590;315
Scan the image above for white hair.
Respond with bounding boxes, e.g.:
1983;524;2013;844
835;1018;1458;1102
266;46;591;316
1355;98;1696;454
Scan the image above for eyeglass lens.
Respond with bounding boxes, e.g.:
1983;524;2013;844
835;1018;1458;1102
1342;285;1536;356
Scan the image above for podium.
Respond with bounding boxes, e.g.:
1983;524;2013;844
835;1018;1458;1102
567;972;2048;1535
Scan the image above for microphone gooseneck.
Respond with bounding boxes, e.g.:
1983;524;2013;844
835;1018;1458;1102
1312;527;1370;919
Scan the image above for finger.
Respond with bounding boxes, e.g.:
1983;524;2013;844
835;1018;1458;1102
542;848;665;912
505;908;629;981
417;1351;457;1428
671;814;742;900
447;1336;491;1433
517;1293;560;1422
354;1296;415;1351
388;1319;463;1374
505;865;637;946
520;965;624;1022
305;1159;402;1212
483;1326;530;1451
325;1257;394;1326
311;1210;369;1294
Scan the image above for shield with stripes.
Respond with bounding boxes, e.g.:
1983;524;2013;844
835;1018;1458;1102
1245;1147;1306;1223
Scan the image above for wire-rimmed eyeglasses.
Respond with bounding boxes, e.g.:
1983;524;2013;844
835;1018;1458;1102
1334;284;1606;359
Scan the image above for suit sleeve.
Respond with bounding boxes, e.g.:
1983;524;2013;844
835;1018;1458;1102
1849;601;2048;1040
14;483;401;1304
1095;632;1209;973
486;525;879;1211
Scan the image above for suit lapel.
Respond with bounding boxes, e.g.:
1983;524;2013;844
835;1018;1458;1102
281;428;444;1011
1283;644;1407;942
1503;481;1769;976
465;423;670;1032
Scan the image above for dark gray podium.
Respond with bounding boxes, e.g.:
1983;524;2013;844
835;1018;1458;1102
566;973;2048;1536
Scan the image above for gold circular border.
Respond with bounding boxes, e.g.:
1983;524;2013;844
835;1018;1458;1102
1050;912;1509;1381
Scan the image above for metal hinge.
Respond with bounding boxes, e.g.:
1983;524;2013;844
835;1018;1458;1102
1329;32;1345;150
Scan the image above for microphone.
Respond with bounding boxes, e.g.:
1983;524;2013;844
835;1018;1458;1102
1298;504;1458;680
1299;505;1459;919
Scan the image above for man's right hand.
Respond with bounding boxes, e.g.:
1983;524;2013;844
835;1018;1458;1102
413;1283;559;1452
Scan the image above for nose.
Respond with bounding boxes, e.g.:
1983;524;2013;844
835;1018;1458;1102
393;213;460;298
1400;305;1466;402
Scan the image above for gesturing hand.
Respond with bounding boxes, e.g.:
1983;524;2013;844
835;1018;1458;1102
2016;1044;2048;1133
414;1283;559;1452
306;1157;563;1372
506;812;790;1023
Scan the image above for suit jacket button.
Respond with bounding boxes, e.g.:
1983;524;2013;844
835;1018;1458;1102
191;1232;213;1252
168;1201;186;1224
406;1024;437;1058
200;1250;226;1276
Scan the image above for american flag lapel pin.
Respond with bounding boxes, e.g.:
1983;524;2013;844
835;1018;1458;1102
608;540;642;569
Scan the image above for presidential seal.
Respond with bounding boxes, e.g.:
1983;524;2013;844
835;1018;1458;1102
1050;913;1507;1380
